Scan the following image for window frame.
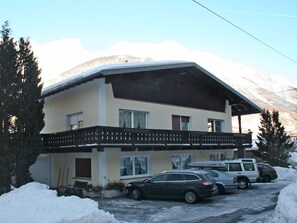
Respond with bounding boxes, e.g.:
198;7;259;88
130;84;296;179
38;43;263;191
208;119;224;132
74;158;91;179
120;155;150;179
172;115;191;131
67;112;83;130
119;109;149;129
171;154;192;170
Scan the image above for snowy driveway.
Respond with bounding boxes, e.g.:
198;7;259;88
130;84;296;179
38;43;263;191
96;180;290;223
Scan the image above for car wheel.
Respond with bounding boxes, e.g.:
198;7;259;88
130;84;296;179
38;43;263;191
238;178;249;189
262;175;271;183
217;184;225;195
131;188;142;200
184;191;197;204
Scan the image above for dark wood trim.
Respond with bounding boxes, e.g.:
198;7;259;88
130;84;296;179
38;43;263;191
41;126;252;153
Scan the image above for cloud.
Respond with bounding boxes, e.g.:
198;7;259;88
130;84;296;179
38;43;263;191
31;38;266;87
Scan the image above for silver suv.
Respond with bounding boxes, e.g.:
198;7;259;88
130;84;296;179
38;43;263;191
189;158;260;189
223;159;259;189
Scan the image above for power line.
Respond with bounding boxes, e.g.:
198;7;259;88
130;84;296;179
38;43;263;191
191;0;297;66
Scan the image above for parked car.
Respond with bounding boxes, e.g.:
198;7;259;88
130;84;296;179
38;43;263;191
125;170;218;204
189;158;260;190
257;163;278;182
203;169;238;194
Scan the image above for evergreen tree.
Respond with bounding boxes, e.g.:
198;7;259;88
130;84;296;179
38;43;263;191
0;21;19;194
13;38;44;187
0;21;44;193
255;109;293;163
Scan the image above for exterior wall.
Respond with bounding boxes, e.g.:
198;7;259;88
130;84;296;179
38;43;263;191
105;83;233;132
42;80;100;133
48;150;100;188
104;147;234;185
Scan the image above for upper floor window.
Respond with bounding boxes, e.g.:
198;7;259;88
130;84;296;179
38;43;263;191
119;109;148;128
172;115;190;131
68;112;83;130
208;119;224;132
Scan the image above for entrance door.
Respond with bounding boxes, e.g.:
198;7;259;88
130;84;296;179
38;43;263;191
30;155;51;186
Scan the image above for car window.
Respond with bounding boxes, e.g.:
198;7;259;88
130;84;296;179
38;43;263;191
150;174;167;182
243;163;255;171
184;174;200;181
228;163;242;171
167;174;184;181
210;171;219;178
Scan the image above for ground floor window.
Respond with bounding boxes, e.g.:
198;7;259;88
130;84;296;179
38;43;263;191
75;158;91;178
120;156;149;178
209;153;226;161
172;154;192;170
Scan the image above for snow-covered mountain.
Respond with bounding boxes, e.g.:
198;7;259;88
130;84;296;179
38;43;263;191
47;54;297;137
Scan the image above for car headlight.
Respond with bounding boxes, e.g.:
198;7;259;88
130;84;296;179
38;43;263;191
125;183;132;188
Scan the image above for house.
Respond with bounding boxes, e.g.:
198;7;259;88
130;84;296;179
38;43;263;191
31;61;262;188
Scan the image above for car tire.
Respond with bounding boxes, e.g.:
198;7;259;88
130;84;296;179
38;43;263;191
262;175;271;183
238;178;249;189
131;188;142;200
184;191;197;204
217;184;225;195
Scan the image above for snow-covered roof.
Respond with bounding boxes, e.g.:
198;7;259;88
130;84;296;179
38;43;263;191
41;60;262;115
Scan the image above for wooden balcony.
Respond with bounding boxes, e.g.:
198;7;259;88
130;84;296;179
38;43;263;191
41;126;252;152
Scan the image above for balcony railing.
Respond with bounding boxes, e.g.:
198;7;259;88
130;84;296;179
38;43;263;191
41;126;252;152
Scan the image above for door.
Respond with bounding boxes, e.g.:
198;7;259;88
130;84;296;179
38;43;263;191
30;155;51;186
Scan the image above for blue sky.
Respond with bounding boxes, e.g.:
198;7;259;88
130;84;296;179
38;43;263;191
1;0;297;83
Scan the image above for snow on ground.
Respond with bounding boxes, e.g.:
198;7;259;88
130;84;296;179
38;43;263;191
0;182;118;223
0;165;297;223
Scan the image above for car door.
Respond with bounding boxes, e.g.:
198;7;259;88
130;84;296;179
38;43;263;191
142;173;168;198
162;173;185;199
226;162;242;176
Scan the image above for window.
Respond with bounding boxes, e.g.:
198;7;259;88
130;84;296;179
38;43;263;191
75;158;91;178
119;109;148;128
120;156;149;177
167;174;184;181
228;163;242;171
151;174;167;182
209;153;225;161
184;174;199;181
208;119;224;132
68;112;83;130
172;115;190;130
243;163;255;171
172;154;192;170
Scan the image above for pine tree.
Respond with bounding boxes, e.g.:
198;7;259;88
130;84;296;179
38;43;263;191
255;109;293;163
13;37;45;187
0;21;19;194
0;21;44;193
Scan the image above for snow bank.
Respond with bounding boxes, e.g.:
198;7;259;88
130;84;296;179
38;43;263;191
0;182;118;223
269;167;297;223
274;166;297;181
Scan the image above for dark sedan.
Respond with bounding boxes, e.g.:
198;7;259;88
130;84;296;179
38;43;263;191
125;169;218;204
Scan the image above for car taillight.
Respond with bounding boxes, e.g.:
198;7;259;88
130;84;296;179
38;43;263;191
202;182;213;188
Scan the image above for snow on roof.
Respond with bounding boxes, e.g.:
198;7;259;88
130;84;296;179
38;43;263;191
42;60;192;96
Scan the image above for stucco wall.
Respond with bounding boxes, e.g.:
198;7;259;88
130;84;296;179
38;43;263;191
105;83;233;132
42;80;100;133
